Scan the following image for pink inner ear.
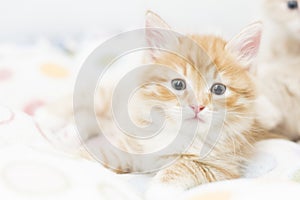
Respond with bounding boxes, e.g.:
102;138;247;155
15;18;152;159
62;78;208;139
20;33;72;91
145;14;166;47
240;31;262;58
145;29;164;60
146;29;164;47
145;20;154;29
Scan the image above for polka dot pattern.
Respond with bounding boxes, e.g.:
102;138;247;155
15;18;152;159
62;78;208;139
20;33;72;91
40;63;69;78
188;191;232;200
0;40;300;200
0;43;143;200
0;69;13;81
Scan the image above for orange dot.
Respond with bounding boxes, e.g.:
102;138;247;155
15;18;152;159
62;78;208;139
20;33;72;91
188;191;232;200
40;63;69;78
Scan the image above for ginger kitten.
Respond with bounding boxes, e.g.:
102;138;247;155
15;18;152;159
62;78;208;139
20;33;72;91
255;0;300;140
138;12;267;198
36;11;270;198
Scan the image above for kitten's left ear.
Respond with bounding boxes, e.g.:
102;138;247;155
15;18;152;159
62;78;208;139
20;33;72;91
225;22;262;70
145;10;172;30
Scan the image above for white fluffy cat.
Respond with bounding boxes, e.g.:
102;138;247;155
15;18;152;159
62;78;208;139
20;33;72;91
255;0;300;140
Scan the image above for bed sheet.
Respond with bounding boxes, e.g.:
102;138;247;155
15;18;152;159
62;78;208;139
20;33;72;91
0;40;300;200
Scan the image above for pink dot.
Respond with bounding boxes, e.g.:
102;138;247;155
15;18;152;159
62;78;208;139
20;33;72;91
0;69;13;81
23;100;45;116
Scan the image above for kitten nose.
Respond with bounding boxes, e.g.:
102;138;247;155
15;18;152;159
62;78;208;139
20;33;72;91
190;105;205;113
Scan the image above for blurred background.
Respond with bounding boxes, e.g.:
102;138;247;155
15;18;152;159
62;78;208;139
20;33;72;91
0;0;261;42
0;0;263;110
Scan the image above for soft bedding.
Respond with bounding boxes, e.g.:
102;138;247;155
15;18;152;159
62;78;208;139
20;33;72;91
1;39;300;200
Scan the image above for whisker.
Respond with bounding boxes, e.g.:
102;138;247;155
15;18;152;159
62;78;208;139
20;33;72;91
223;121;254;149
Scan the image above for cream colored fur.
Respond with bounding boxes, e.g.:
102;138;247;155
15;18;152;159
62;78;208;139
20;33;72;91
255;0;300;140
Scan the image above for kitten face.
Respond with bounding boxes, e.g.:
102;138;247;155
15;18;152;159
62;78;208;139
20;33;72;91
138;36;256;135
263;0;300;39
125;12;261;154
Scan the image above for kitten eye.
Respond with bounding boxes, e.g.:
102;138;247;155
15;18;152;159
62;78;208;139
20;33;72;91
287;0;298;10
211;83;226;95
171;79;186;91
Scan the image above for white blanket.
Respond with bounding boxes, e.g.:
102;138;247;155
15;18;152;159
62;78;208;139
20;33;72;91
1;40;300;200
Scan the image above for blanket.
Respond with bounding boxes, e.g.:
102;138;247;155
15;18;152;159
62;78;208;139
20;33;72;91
1;39;300;200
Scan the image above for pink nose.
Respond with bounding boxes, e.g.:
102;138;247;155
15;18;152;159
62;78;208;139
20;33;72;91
190;105;205;113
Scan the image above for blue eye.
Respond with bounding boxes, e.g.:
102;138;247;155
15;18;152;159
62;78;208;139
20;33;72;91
211;83;226;95
171;79;186;91
288;0;298;9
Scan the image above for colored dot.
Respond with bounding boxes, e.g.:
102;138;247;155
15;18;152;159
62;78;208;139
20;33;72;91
189;191;232;200
23;100;45;116
292;169;300;183
0;69;13;81
40;63;69;78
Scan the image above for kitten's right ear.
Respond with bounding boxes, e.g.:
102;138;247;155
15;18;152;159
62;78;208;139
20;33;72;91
225;22;262;71
145;11;178;60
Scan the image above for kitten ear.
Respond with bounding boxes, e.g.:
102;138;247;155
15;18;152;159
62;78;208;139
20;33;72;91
145;11;178;60
225;22;262;70
145;10;172;30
